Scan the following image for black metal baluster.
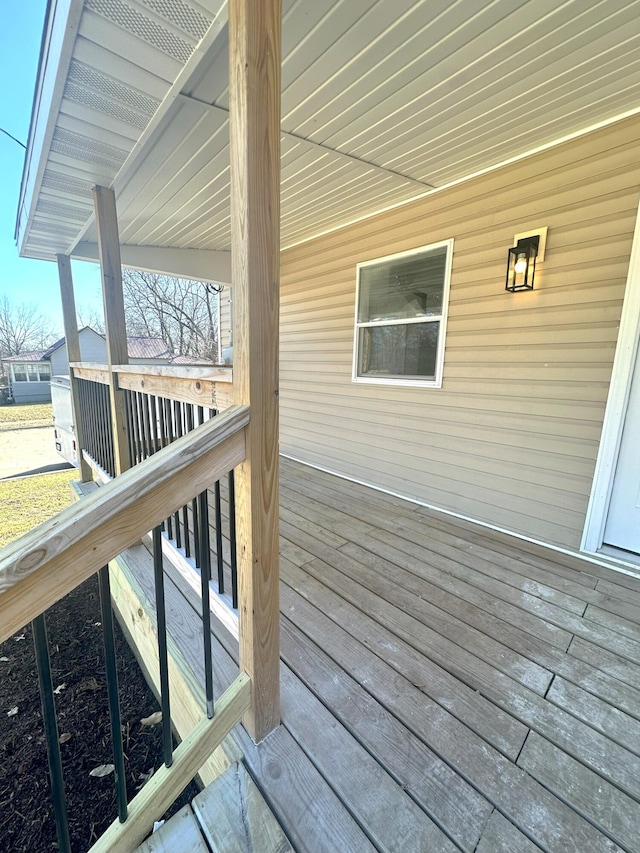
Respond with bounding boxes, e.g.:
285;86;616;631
165;398;182;547
214;480;224;593
130;391;141;465
32;614;71;853
198;490;214;718
158;400;173;539
123;390;136;472
105;384;115;477
152;526;173;766
174;401;190;558
186;405;200;566
141;393;152;460
98;566;127;822
228;469;238;609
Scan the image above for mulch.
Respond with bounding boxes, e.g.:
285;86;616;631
0;574;199;852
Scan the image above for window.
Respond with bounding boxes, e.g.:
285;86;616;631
11;363;50;382
12;365;27;382
353;239;453;387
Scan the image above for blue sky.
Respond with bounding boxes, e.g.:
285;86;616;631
0;4;103;337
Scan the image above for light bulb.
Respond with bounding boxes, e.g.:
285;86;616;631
514;253;528;275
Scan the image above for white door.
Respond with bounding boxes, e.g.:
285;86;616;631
604;342;640;554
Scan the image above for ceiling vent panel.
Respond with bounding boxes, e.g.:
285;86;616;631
85;0;194;63
137;0;211;40
64;82;151;129
51;128;128;170
67;61;161;115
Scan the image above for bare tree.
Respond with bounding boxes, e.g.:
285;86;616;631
77;304;105;334
0;296;58;358
121;270;222;361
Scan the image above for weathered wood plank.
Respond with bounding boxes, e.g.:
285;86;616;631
192;762;293;853
569;636;640;693
280;557;528;760
277;577;625;851
546;676;640;756
289;552;640;802
518;732;640;852
280;519;553;693
584;604;640;641
134;805;209;853
0;406;248;642
280;614;493;850
475;811;542;853
229;0;282;742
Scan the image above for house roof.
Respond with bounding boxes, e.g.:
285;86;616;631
3;350;48;363
16;1;640;279
2;331;183;363
125;336;173;360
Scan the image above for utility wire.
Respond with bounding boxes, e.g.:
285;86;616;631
0;127;26;149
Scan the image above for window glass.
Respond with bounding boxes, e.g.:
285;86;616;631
358;247;447;323
354;240;452;386
27;364;39;381
13;365;27;382
38;364;51;381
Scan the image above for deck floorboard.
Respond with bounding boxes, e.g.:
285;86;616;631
127;458;640;852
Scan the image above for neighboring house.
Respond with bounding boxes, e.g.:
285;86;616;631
2;350;51;404
3;327;201;403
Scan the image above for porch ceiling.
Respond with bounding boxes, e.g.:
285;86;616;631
17;0;640;270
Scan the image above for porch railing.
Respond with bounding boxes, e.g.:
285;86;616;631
72;364;239;611
0;405;250;853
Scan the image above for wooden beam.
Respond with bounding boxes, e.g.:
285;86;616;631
56;254;93;482
0;406;249;642
116;371;233;410
229;0;282;741
70;364;110;385
87;673;251;853
93;185;131;475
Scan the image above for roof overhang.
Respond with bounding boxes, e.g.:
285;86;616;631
17;0;640;278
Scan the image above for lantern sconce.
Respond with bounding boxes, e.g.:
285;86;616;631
505;227;548;292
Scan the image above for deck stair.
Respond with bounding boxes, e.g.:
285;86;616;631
135;761;293;853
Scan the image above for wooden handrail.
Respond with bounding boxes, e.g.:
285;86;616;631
70;363;234;408
0;405;249;643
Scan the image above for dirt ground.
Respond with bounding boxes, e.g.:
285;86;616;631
0;426;65;479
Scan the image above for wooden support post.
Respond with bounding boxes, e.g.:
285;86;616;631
93;185;131;475
56;254;93;483
229;0;282;741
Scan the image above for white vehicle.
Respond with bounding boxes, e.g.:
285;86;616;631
51;375;78;468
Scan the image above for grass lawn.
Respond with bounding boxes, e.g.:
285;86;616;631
0;402;53;431
0;469;77;547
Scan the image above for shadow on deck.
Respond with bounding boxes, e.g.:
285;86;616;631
124;457;640;853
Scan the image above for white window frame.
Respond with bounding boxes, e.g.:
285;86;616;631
352;238;454;388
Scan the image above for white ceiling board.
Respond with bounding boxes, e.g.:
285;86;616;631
350;3;640;171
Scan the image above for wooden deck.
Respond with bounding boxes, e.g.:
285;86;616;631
125;457;640;853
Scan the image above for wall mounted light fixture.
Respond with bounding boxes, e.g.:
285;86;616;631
505;227;548;293
506;234;539;292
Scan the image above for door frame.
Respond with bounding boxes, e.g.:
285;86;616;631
582;197;640;555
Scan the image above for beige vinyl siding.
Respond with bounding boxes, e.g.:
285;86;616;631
279;115;640;550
